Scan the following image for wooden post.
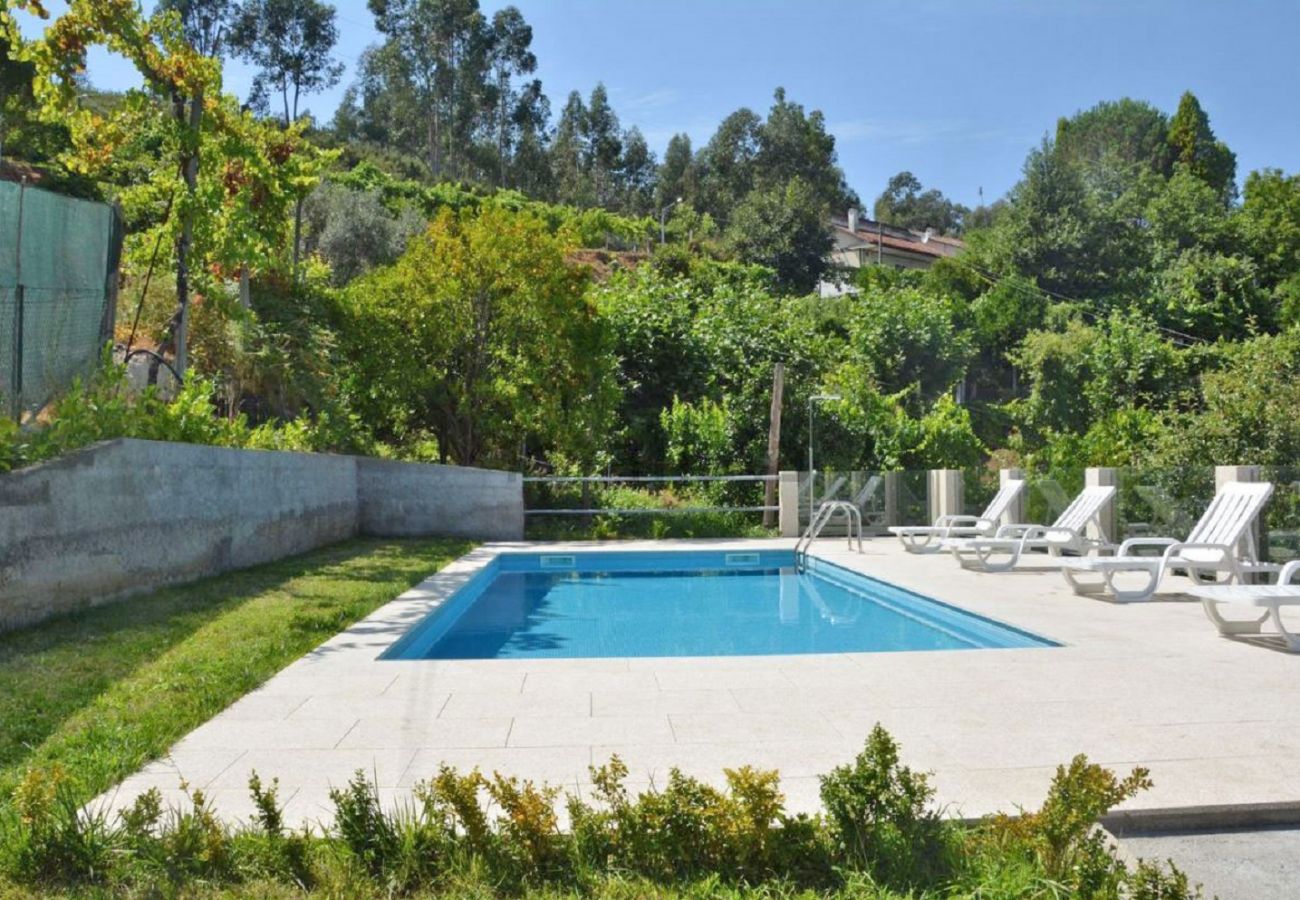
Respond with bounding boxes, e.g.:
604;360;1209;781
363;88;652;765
763;363;784;528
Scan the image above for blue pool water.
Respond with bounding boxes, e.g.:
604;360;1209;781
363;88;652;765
383;550;1055;660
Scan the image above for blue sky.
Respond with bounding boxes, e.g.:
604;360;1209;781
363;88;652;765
15;0;1300;208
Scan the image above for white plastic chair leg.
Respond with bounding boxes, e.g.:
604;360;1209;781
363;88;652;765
1268;605;1300;652
902;532;938;553
1202;599;1270;636
1103;567;1161;603
1061;565;1108;597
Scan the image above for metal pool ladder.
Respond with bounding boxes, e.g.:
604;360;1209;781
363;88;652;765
795;500;863;571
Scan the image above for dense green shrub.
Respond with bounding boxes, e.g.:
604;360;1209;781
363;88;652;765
0;361;367;475
818;724;951;889
0;729;1202;898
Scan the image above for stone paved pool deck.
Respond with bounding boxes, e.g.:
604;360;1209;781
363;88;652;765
100;537;1300;829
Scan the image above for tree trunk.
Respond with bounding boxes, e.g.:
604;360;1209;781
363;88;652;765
157;86;204;384
292;197;303;283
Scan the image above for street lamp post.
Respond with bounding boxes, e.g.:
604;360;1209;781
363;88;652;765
658;197;683;244
807;393;842;524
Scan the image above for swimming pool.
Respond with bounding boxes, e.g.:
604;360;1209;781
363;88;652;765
383;550;1056;660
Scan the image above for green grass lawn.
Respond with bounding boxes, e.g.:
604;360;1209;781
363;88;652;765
0;537;471;806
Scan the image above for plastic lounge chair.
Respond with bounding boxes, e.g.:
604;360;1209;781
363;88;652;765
1059;482;1275;603
1123;484;1196;538
941;485;1116;572
851;475;887;531
1192;560;1300;650
888;479;1025;553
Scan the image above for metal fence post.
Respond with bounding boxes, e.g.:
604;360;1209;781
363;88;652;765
9;286;21;421
999;467;1025;526
1084;467;1118;544
10;179;25;422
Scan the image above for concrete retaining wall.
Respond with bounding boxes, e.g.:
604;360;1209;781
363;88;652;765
357;457;522;540
0;439;523;631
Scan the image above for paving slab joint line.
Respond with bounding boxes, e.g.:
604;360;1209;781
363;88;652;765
1102;800;1300;836
331;719;361;750
202;748;249;792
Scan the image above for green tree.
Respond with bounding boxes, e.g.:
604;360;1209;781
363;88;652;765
974;139;1149;301
301;182;425;284
230;0;344;125
363;0;490;179
11;0;325;377
1236;168;1300;291
873;171;966;234
1010;313;1185;438
157;0;237;57
848;284;972;402
697;89;855;229
1144;168;1239;261
583;82;622;207
617;125;656;216
1166;91;1236;203
725;177;831;294
1158;331;1300;466
696;107;762;225
342;206;617;466
656;132;696;209
1054;98;1171;191
549;90;590;205
661;396;734;475
1154;248;1267;339
0;31;73;170
484;5;536;183
757;87;856;214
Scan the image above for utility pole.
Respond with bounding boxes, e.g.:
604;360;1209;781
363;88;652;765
763;362;784;528
658;197;682;244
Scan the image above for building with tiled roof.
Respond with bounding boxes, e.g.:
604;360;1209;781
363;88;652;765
819;209;963;296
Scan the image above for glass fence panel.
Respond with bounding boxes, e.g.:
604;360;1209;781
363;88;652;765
962;467;1001;520
798;470;930;533
1261;466;1300;564
522;475;773;540
1023;468;1085;525
1113;466;1215;542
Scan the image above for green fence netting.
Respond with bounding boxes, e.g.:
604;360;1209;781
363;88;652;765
0;180;123;419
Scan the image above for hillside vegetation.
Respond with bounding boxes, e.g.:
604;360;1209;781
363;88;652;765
1;5;1298;480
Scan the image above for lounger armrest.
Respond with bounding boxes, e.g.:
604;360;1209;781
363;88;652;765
993;523;1045;541
1160;542;1230;564
1281;560;1300;584
1118;536;1179;556
936;514;982;527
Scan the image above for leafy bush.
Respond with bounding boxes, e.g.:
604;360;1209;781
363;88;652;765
971;755;1163;898
0;730;1202;898
818;724;951;889
0;360;367;476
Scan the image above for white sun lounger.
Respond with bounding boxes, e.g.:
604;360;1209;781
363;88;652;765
1192;560;1300;650
941;484;1116;572
1059;482;1275;603
888;479;1025;553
